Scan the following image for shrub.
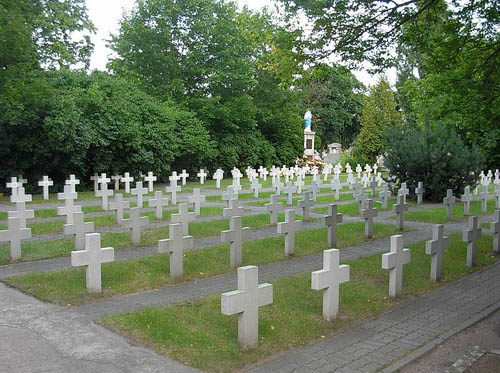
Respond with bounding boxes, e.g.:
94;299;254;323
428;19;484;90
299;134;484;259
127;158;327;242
384;123;485;202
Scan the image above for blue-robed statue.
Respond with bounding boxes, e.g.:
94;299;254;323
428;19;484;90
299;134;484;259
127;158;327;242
304;109;312;131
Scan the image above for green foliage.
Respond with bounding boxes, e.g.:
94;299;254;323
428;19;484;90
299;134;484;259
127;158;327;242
384;123;485;202
357;77;401;164
299;63;364;148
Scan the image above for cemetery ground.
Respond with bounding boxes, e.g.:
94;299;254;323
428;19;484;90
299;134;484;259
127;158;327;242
1;176;499;372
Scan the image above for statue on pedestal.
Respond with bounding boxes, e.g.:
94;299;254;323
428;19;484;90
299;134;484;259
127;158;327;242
304;109;312;132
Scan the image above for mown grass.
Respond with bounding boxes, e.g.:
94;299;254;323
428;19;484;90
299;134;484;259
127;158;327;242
405;199;496;224
3;222;399;305
98;233;496;372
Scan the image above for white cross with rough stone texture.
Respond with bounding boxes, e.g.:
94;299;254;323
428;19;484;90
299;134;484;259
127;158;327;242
6;177;21;197
166;173;182;205
461;186;473;215
382;235;411;297
180;169;189;185
38;176;53;200
131;181;148;208
480;185;489;213
312;249;349;321
352;179;360;197
57;185;82;225
0;217;31;260
222;185;238;206
355;189;368;210
232;178;242;194
295;176;305;194
221;265;273;349
223;199;245;218
369;177;377;196
121;207;148;244
109;193;129;223
213;169;224;188
331;178;341;200
323;204;343;248
158;223;193;279
258;166;268;180
171;203;196;235
491;209;499;253
90;174;99;195
250;178;262;198
398;182;409;204
443;189;456;220
64;211;95;250
277;209;302;256
265;194;284;225
392;194;408;231
111;175;121;191
298;192;314;221
425;224;449;281
222;216;250;268
197;169;207;184
65;174;80;193
121;172;134;194
187;188;205;215
144;171;157;192
9;187;34;228
283;182;297;205
148;191;169;219
274;177;284;195
308;181;321;201
415;182;425;204
96;173;114;210
463;216;481;267
71;233;114;293
361;199;378;238
379;185;392;209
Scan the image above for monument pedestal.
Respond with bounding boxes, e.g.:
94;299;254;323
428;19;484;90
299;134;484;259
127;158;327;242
304;129;316;160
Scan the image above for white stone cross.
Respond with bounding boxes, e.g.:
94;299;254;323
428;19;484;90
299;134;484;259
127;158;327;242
415;182;425;204
158;223;193;279
392;194;408;231
379;184;392;209
222;185;238;206
65;174;80;193
283;182;297;205
171;203;196;235
491;209;499;253
187;188;205;215
463;216;481;267
323;204;343;248
355;188;368;210
144;171;157;192
71;233;114;293
222;216;250;268
96;173;114;210
398;182;410;204
294;176;305;194
38;176;53;200
311;249;349;320
382;235;411;297
109;193;129;223
223;199;245;218
111;174;121;191
90;174;99;195
369;177;377;197
213;169;224;188
361;199;378;238
480;185;489;213
131;181;148;208
298;192;314;221
495;185;500;209
64;211;95;250
331;178;341;200
250;178;262;198
148;191;169;219
197;169;207;184
265;194;284;225
443;189;456;220
57;185;82;225
425;224;449;281
258;166;268;181
0;217;31;260
277;209;302;256
9;187;34;229
6;177;20;197
166;172;182;205
221;265;273;349
461;186;473;215
308;181;321;202
180;169;189;185
274;177;284;195
122;207;148;244
121;172;134;193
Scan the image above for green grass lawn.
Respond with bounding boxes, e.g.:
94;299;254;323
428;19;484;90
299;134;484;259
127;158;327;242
98;233;496;372
405;199;496;224
3;222;400;305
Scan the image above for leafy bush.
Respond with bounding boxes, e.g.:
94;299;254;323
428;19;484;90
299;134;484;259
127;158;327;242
384;123;485;202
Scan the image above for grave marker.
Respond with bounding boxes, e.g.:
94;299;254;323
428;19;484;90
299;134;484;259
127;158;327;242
415;182;425;204
461;186;473;215
148;191;169;219
294;176;305;194
96;173;113;210
480;185;489;213
492;210;499;253
187;188;205;215
144;171;157;192
222;185;238;206
111;175;121;191
158;223;193;279
283;182;297;205
425;224;449;281
9;187;34;228
223;199;245;218
213;169;224;188
277;209;302;256
131;181;148;208
443;189;456;220
197;169;208;184
121;172;134;193
122;207;148;244
331;178;341;200
171;203;196;235
6;177;20;197
166;172;182;205
369;177;377;196
250;178;262;198
57;185;82;225
323;204;343;248
392;194;408;231
298;192;314;221
398;182;410;204
379;184;392;209
463;216;481;267
109;193;129;223
0;217;31;260
382;235;411;297
64;211;95;250
65;175;81;194
180;169;189;186
265;195;284;225
221;216;249;267
38;176;53;200
361;199;378;238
